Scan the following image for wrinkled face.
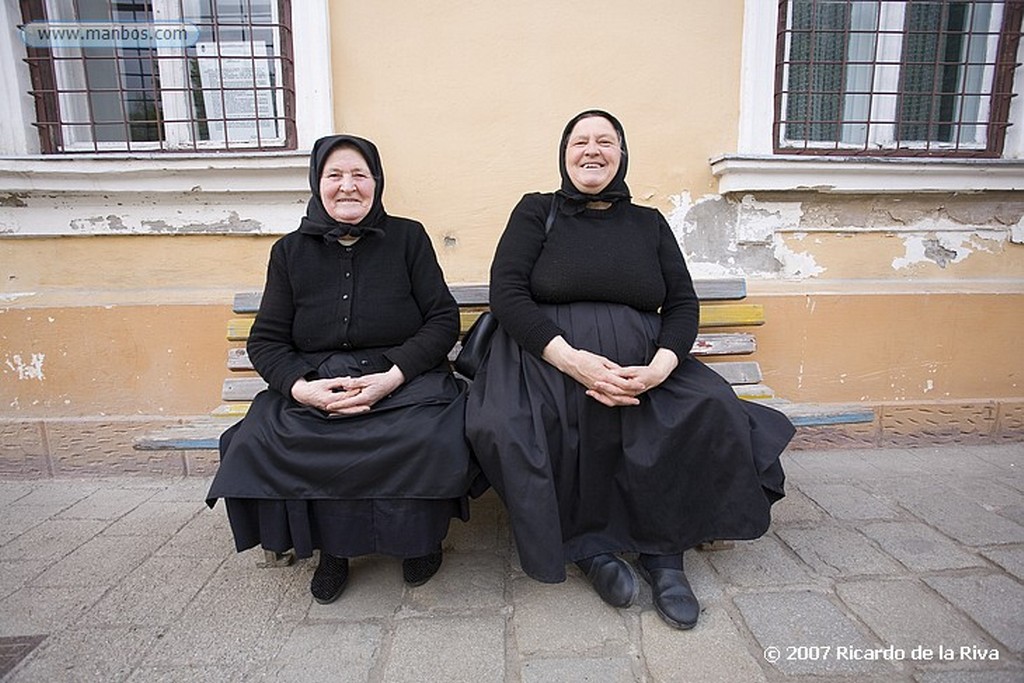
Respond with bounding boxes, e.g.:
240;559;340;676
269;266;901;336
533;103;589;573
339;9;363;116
564;115;622;195
319;145;376;223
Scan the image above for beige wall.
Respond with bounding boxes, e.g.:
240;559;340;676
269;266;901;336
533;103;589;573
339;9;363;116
328;0;743;282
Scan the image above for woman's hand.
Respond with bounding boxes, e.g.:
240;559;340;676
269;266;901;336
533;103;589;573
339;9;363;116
616;348;679;395
290;365;406;415
542;336;645;407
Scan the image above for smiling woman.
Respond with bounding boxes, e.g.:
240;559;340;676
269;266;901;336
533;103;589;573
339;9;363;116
563;115;623;196
319;145;378;224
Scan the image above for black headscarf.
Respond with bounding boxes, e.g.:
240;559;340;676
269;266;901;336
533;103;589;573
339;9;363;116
298;134;387;242
556;109;631;214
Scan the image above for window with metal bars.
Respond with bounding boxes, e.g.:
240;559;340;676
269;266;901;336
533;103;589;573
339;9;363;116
19;0;295;153
775;0;1023;156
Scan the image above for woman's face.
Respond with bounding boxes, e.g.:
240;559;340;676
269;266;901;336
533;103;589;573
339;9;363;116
564;116;622;195
319;145;376;223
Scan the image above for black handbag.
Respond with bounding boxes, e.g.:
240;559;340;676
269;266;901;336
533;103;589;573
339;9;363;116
452;310;497;379
453;194;558;379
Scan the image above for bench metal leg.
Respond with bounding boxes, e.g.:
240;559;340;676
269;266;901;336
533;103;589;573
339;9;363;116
257;549;295;568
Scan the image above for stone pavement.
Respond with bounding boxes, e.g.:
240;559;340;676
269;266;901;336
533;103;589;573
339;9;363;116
1;443;1022;682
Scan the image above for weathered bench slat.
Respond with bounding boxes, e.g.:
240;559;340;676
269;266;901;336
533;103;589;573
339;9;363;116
232;278;749;314
222;377;268;401
703;361;762;385
753;400;877;426
221;360;764;403
698;303;764;327
232;301;764;343
227;331;757;372
733;384;776;399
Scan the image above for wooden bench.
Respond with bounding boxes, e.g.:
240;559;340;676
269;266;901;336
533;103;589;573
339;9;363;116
135;278;873;450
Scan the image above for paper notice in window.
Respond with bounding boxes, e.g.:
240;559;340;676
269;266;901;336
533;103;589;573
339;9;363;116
197;41;279;144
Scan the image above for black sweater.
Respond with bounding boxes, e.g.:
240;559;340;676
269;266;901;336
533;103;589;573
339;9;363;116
248;217;460;396
489;192;700;359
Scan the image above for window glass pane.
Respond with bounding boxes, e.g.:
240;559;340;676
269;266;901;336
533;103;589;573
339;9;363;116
785;0;852;142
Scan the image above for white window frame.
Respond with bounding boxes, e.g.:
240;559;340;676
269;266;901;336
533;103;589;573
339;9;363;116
714;0;1024;194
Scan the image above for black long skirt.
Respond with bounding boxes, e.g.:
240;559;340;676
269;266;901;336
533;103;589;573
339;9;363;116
465;302;794;583
206;354;474;560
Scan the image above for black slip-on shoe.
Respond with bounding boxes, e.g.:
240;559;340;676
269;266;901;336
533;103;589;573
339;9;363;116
637;564;700;629
403;549;443;587
310;553;349;604
578;554;640;608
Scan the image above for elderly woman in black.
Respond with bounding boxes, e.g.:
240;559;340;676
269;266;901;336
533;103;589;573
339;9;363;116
207;134;473;604
466;110;794;629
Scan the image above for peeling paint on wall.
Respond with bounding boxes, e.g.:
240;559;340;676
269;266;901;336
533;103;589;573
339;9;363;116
667;190;1023;279
1012;218;1024;245
891;231;1004;270
4;353;45;380
667;192;821;278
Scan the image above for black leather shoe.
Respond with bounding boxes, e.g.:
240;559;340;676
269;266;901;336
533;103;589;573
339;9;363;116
310;553;349;604
403;549;443;587
578;554;639;608
637;564;700;629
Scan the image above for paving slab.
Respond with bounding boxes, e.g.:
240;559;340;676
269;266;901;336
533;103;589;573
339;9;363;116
520;655;638;682
733;589;895;677
383;615;506;681
859;521;988;572
777;525;905;577
836;579;998;653
641;602;768;682
924;574;1024;654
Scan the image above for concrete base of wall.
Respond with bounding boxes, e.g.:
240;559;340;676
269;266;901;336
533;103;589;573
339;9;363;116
1;398;1021;479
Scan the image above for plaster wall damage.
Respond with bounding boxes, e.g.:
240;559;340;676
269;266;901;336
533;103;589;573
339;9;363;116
0;191;306;236
668;192;1024;279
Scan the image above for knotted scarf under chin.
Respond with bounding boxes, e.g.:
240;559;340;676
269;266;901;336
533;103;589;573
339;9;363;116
321;224;385;243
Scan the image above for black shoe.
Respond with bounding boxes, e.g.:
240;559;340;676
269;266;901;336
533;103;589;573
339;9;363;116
637;564;700;629
310;553;349;604
577;554;639;608
403;549;443;587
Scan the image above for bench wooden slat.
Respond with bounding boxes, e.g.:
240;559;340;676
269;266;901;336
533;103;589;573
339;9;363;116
753;400;877;426
698;303;764;327
232;278;749;314
220;360;764;403
734;384;776;399
227;331;758;372
209;378;779;421
231;302;764;344
691;332;756;356
704;361;762;385
223;377;268;401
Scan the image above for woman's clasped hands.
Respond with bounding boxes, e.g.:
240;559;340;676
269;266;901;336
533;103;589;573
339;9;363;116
291;366;406;414
542;336;679;407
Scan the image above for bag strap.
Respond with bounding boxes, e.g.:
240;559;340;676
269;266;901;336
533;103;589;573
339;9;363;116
544;193;558;235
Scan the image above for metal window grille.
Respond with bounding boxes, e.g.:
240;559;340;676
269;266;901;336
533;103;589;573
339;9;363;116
775;0;1023;157
19;0;296;153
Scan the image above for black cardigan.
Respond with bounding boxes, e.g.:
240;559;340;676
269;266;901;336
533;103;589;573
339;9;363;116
489;192;700;360
248;217;459;396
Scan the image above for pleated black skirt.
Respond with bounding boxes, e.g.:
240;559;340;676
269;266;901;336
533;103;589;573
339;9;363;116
465;302;794;582
206;354;474;560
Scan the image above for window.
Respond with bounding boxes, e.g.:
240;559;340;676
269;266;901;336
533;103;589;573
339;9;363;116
775;0;1024;156
19;0;295;153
